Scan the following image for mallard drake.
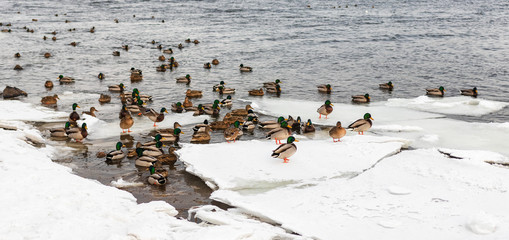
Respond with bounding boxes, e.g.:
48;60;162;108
352;94;370;103
218;86;236;95
106;142;126;163
1;29;11;33
193;104;205;116
260;116;286;129
142;141;165;157
158;55;166;61
204;62;211;69
224;121;243;143
271;136;298;163
169;57;179;67
148;165;167;185
220;95;233;107
120;107;134;133
317;84;332;93
348;113;373;135
186;89;202;98
156;65;166;72
185;38;191;43
108;83;125;92
461;87;478;97
163;48;173;54
97;73;104;80
212;81;226;92
242;116;256;132
266;84;281;94
239;64;252;72
176;74;191;84
426;86;446;96
303;119;315;133
231;104;253;117
379;81;394;90
158;122;182;137
68;123;88;142
69;103;80;123
171;102;184;113
44;52;51;58
41;94;59;105
191;126;212;143
122;45;129;51
204;101;220;118
130;71;143;81
266;121;292;144
49;122;76;138
193;120;210;133
45;81;54;88
131;88;152;102
249;88;264;96
317;100;333;119
210;121;229;130
329;121;346;142
14;52;21;58
160;128;183;144
59;75;75;84
83;107;98;117
142;134;164;147
146;107;168;127
134;148;158;167
178;43;183;49
99;94;111;103
212;59;219;65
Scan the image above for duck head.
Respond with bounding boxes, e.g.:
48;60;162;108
72;103;80;110
115;142;125;151
363;113;374;121
160;107;168;114
325;100;333;106
287;136;298;143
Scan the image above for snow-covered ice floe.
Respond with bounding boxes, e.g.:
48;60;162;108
0;121;300;239
177;136;409;190
208;149;509;239
249;98;509;156
0;100;68;122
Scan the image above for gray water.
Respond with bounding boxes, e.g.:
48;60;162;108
1;0;508;217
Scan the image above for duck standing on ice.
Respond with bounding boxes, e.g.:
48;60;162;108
272;136;298;163
317;100;333;119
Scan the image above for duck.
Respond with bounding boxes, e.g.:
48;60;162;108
156;65;166;72
131;67;142;74
204;62;211;69
193;120;210;133
185;38;191;43
186;89;202;98
108;83;125;92
178;43;184;49
70;42;77;47
130;71;143;81
271;136;298;163
242;116;256;132
193;104;205;116
146;107;168;127
105;142;126;163
212;81;226;92
210;121;229;130
122;45;129;51
183;97;193;108
218;85;236;95
220;95;233;107
223;112;244;125
44;52;52;58
317;100;333;119
212;59;219;65
351;94;370;103
291;116;302;133
112;51;120;56
120;107;134;133
99;94;111;103
69;103;80;123
68;123;88;142
41;94;59;105
231;104;253;117
263;79;281;88
461;87;478;97
14;65;23;70
266;121;292;144
160;128;183;144
239;64;252;72
168;57;179;67
14;52;21;58
97;73;104;80
157;146;177;165
148;165;167;185
158;55;166;61
142;141;165;157
266;84;281;94
249;88;264;96
329;121;346;142
45;81;54;89
224;121;243;143
193;39;200;44
134;148;158;167
176;74;191;84
158;122;182;137
58;75;75;84
379;81;394;90
49;122;76;138
142;134;164;147
260;116;286;129
131;88;152;102
171;102;184;113
82;107;98;117
317;84;332;93
426;86;446;97
204;101;221;118
163;48;173;54
303;119;316;133
191;126;212;143
347;113;373;135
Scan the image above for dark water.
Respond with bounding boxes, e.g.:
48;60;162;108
1;0;508;217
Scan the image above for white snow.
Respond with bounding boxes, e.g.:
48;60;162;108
177;136;408;190
111;178;145;188
385;96;509;116
209;149;509;239
0;100;68;122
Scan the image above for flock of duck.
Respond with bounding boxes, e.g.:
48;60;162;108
4;15;480;186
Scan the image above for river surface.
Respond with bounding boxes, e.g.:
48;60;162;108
1;0;508;218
